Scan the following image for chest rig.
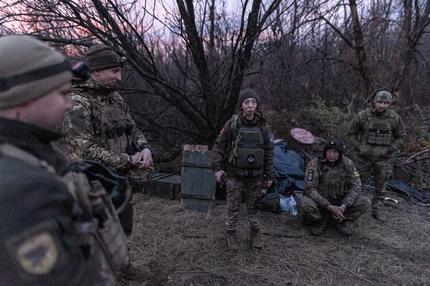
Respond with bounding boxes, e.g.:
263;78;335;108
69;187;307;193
229;115;265;177
89;92;134;155
318;161;349;200
361;110;394;146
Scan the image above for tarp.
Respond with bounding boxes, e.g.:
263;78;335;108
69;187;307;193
387;180;430;206
273;141;305;194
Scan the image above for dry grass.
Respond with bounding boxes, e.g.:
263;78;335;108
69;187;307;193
117;192;430;286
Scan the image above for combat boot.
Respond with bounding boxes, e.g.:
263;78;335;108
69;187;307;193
118;262;148;282
311;219;327;236
337;221;353;237
372;207;386;222
249;228;263;249
226;230;239;251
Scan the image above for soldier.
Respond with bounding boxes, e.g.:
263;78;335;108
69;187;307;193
347;90;406;221
300;140;371;236
0;35;128;285
212;88;274;250
63;44;153;236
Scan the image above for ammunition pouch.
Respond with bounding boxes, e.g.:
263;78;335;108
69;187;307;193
367;128;392;146
231;127;265;177
63;163;130;274
320;180;347;200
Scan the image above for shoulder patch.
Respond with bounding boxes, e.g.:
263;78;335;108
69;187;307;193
306;169;315;182
353;170;360;178
12;231;59;275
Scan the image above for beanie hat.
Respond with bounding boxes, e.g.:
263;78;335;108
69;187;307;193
86;44;121;72
374;90;393;103
0;35;72;110
237;88;262;109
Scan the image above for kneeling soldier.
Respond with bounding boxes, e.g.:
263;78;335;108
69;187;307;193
300;140;370;236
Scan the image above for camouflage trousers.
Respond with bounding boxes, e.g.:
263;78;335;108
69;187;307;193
355;156;392;209
299;195;370;222
225;177;264;231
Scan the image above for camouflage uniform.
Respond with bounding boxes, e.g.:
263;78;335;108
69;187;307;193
347;107;405;211
62;79;151;236
212;113;274;231
63;79;150;169
301;155;370;223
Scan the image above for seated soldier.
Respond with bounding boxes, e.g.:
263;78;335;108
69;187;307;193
300;140;371;236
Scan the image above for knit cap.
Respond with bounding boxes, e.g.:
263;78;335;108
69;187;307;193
86;44;121;71
237;88;262;110
374;90;393;103
0;35;72;110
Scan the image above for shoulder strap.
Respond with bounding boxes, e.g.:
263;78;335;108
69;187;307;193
0;143;56;173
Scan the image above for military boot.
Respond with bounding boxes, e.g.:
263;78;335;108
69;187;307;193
226;230;239;251
337;221;353;237
249;228;263;249
372;207;386;222
311;219;328;236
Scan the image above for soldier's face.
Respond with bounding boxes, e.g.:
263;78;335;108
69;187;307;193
21;82;72;130
374;100;391;112
325;149;340;162
241;98;257;117
92;66;122;89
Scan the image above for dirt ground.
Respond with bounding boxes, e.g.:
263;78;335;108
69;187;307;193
116;189;430;286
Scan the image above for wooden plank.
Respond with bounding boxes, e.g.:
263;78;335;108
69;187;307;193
181;145;216;212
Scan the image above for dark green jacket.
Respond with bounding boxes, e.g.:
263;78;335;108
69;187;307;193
0;118;95;286
211;113;274;180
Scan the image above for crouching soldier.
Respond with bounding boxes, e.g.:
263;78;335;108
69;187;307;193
212;88;274;250
300;140;370;236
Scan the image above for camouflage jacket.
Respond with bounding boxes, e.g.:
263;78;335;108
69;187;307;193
347;108;405;160
304;155;362;209
62;79;150;170
211;113;274;180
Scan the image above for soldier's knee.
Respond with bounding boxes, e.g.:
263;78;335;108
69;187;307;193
354;196;371;212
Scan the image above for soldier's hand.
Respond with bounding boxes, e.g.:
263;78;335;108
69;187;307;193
139;148;153;169
265;180;273;188
328;205;346;221
215;170;225;184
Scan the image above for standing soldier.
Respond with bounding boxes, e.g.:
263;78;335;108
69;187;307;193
0;35;128;285
212;88;274;250
300;140;371;236
63;44;153;236
348;90;405;221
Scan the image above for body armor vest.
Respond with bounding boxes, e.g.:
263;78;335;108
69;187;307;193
319;162;349;200
230;124;265;177
0;143;130;275
98;99;134;154
361;110;394;146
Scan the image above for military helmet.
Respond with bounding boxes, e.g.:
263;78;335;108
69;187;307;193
323;139;344;156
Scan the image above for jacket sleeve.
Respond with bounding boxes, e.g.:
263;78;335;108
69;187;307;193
304;159;330;209
392;113;406;148
342;158;362;207
63;92;131;169
211;120;233;172
263;122;275;180
347;114;362;149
